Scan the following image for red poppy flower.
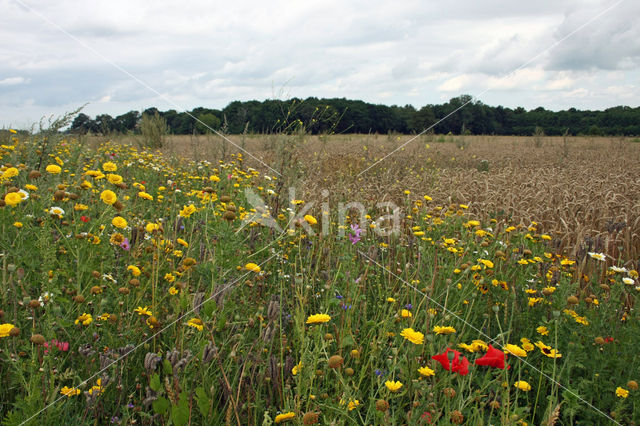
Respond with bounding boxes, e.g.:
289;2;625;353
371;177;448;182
81;216;90;223
432;348;469;375
475;345;506;369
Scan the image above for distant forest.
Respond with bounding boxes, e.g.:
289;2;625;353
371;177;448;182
70;95;640;136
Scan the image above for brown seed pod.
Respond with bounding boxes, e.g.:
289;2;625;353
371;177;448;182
567;295;579;305
220;195;231;203
28;170;42;179
302;411;319;425
223;210;236;221
375;399;389;412
73;295;85;303
9;327;20;337
30;334;46;345
450;410;464;424
29;300;41;309
328;355;343;369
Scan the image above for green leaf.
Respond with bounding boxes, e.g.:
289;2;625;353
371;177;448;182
149;374;161;392
163;359;173;375
203;299;216;319
195;386;210;417
152;396;169;414
171;392;189;426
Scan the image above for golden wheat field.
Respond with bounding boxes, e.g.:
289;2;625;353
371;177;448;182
96;133;640;263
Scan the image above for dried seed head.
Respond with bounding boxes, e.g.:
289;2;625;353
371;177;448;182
628;380;638;391
443;387;456;398
118;287;130;295
220;195;231;203
375;399;389;412
73;295;85;303
30;334;46;345
594;336;605;345
28;170;42;179
223;210;236;221
29;299;41;309
9;327;20;337
90;286;102;295
302;411;319;425
129;278;140;287
567;295;579;305
489;400;500;410
328;355;343;369
450;410;464;424
344;367;354;377
324;333;334;341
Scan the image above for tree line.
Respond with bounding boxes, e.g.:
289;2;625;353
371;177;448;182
69;95;640;136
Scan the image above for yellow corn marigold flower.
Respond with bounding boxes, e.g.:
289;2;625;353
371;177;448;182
177;238;188;247
306;314;331;324
138;191;153;201
127;265;141;276
418;366;435;377
520;338;535;352
616;387;629;398
145;223;160;233
134;306;152;316
400;328;424;345
387;297;396;302
60;386;81;397
112;216;128;229
100;190;117;205
107;174;123;185
245;263;261;273
385;380;403;392
536;326;549;336
179;204;196;218
209;175;220;182
102;162;117;172
2;167;18;178
503;344;527;357
400;309;412;318
13;222;22;228
187;318;204;331
514;381;532;392
25;184;37;191
45;164;62;174
274;412;295;423
164;273;176;283
304;214;317;225
478;259;494;268
4;192;22;207
169;287;178;295
75;313;93;326
0;323;16;338
433;325;456;335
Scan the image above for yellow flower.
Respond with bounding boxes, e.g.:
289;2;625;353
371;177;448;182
112;216;128;229
179;204;197;218
418;366;435;377
0;323;16;338
534;341;562;358
186;318;204;331
102;162;117;172
145;223;160;233
536;326;549;336
304;214;317;225
478;259;494;268
107;174;123;185
177;238;189;247
169;287;178;295
25;184;37;191
433;325;456;335
306;314;331;324
164;273;176;283
134;306;152;316
13;222;23;228
385;380;403;392
245;263;261;273
386;297;396;302
503;344;527;357
400;309;412;318
127;265;141;276
541;234;552;240
514;381;532;392
45;164;62;174
292;362;302;376
400;328;424;345
2;167;18;178
100;190;117;205
60;386;81;397
274;412;295;423
138;191;153;201
616;387;629;398
209;175;220;182
4;192;22;207
75;313;93;326
520;338;534;352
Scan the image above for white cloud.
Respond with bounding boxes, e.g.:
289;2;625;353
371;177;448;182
0;0;638;126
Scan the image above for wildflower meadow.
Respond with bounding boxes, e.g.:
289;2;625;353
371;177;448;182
1;129;639;425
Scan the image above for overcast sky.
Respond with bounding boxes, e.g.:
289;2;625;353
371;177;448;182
1;0;638;128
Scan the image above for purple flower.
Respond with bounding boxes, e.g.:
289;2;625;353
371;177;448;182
349;223;362;245
120;238;130;251
405;303;413;310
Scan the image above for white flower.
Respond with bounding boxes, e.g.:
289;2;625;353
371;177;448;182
49;206;65;216
18;189;29;200
623;277;635;285
588;252;606;261
609;266;628;273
